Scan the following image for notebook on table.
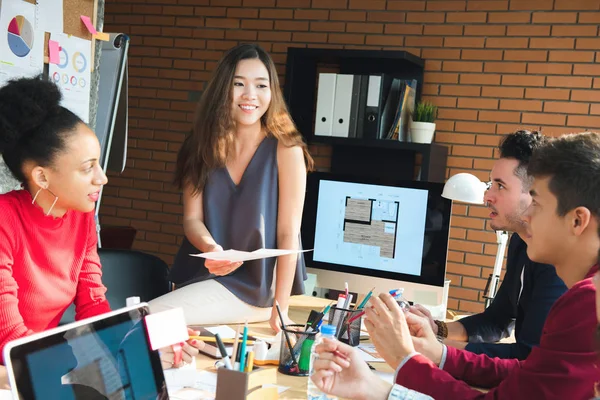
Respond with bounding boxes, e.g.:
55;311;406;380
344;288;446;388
3;303;166;400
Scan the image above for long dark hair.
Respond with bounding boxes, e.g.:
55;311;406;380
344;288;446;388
174;43;314;194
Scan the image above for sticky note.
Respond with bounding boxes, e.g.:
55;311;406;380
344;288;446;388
48;40;60;64
94;32;110;41
144;307;189;350
80;15;97;34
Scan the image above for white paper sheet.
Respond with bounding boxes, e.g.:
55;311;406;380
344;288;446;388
145;308;189;350
262;383;290;394
357;343;385;363
35;0;64;33
48;33;92;123
0;0;44;87
204;326;237;339
192;248;312;262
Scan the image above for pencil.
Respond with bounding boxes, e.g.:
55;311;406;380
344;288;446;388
188;336;254;345
231;324;242;363
356;287;376;310
238;321;249;372
275;300;299;373
246;351;255;372
347;288;402;324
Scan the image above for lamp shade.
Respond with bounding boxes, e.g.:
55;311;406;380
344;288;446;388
442;173;487;205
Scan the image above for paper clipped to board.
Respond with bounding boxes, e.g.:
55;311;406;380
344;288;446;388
191;248;312;262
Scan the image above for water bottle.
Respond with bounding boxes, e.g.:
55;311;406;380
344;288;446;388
307;324;338;400
394;288;410;313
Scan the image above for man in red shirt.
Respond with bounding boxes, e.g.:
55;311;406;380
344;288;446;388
310;132;600;400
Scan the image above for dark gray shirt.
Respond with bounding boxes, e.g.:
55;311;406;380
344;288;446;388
168;136;307;307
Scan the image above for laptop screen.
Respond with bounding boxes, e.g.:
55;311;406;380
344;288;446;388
4;305;166;400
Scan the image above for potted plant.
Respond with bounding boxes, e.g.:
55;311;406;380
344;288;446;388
409;101;437;144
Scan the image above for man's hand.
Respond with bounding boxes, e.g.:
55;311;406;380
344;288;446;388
311;338;392;400
204;245;243;276
363;293;416;369
405;312;444;365
409;304;438;335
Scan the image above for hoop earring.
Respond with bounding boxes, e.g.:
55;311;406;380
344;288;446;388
31;187;59;216
46;188;59;216
31;188;43;205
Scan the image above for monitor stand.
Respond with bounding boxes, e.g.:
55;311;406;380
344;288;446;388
306;268;451;320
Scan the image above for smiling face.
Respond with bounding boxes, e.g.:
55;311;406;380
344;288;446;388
483;157;531;233
31;123;108;215
230;58;272;130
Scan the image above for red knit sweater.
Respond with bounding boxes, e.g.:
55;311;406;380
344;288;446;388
0;190;111;363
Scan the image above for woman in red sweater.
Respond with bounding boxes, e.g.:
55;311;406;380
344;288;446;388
310;132;600;400
0;77;202;373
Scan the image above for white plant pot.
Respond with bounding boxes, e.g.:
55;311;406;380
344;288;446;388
410;121;436;144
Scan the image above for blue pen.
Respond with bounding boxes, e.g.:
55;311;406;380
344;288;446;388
238;322;248;372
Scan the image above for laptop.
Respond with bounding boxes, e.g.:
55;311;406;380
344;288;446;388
3;303;167;400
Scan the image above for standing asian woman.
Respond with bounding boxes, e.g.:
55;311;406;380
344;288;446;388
149;43;314;332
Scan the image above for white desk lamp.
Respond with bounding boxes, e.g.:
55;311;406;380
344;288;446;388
442;173;509;308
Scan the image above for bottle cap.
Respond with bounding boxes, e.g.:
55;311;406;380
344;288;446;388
320;324;336;336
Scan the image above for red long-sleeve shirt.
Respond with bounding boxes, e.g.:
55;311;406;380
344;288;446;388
0;190;111;363
396;265;599;399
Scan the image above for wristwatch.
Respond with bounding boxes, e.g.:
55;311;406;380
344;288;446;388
434;320;448;339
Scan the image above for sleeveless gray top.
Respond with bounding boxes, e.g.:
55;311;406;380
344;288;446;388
169;136;307;308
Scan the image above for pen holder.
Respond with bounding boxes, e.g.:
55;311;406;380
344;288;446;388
329;307;362;346
278;324;318;376
216;366;278;400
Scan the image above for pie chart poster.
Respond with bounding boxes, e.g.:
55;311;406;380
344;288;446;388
0;0;44;87
49;33;92;124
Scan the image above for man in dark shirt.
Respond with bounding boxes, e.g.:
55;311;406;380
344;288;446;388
415;130;567;360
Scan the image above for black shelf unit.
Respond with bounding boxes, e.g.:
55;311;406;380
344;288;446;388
284;47;448;183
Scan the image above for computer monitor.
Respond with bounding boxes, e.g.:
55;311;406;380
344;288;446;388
302;172;452;307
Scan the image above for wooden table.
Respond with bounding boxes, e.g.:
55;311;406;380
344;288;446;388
192;295;394;399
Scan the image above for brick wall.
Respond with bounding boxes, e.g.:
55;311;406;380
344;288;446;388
102;0;600;314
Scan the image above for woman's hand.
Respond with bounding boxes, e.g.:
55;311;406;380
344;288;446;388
160;328;205;370
204;245;243;276
311;338;392;400
269;304;295;333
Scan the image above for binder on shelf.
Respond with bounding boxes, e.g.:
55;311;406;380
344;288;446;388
353;75;369;139
396;79;417;142
314;73;337;137
379;78;404;140
347;75;364;138
361;74;389;140
332;74;354;137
